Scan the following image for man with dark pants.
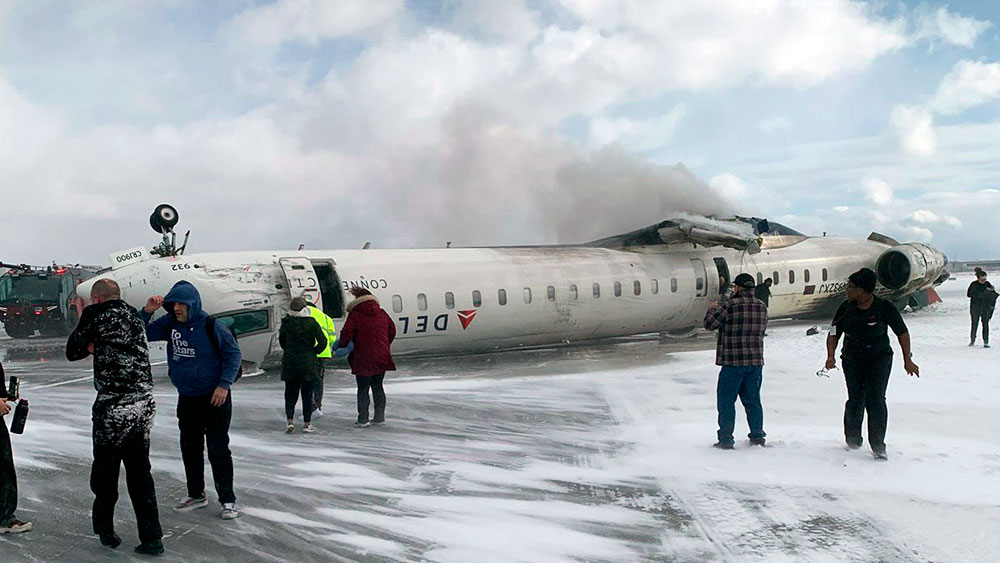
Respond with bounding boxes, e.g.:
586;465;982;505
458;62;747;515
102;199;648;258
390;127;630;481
704;273;768;449
967;267;997;348
141;281;241;519
1;361;31;534
825;268;920;460
66;279;162;555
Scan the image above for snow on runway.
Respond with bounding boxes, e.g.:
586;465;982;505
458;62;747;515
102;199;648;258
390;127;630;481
0;275;997;562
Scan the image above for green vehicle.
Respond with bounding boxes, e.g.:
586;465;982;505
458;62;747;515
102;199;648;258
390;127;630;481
0;264;95;339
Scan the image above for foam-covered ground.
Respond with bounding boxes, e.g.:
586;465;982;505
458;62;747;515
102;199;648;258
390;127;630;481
0;275;996;562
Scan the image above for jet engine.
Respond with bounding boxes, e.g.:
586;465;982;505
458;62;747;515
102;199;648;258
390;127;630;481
875;243;948;294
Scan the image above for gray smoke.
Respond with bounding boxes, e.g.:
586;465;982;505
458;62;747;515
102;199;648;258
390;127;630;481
362;102;733;248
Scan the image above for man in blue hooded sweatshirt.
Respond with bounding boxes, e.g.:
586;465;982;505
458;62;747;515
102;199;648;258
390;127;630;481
140;281;241;520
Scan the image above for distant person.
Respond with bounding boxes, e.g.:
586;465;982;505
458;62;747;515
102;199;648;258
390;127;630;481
141;281;241;520
337;287;396;427
703;273;768;449
66;279;163;555
754;278;772;308
305;303;338;418
279;298;327;433
825;268;919;460
0;360;31;535
967;268;997;348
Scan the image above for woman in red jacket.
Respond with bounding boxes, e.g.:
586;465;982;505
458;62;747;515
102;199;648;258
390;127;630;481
337;287;396;426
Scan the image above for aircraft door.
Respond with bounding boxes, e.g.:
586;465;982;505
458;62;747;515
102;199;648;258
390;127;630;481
279;258;323;310
713;257;731;295
691;258;708;298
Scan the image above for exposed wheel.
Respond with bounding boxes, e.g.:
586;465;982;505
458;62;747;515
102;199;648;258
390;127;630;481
149;203;179;233
4;322;32;339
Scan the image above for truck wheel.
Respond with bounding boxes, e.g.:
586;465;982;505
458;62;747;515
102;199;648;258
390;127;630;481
4;323;31;339
149;203;179;233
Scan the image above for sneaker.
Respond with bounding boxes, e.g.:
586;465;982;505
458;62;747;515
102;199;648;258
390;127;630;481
0;519;32;534
712;442;734;450
134;540;164;556
221;503;239;520
302;424;316;434
985;343;991;348
174;496;208;512
749;437;766;446
285;423;295;434
372;418;385;425
970;340;976;346
354;419;370;428
311;408;324;419
872;446;888;461
99;532;122;548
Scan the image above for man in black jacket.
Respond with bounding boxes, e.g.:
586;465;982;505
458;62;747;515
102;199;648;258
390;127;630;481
968;268;997;348
279;298;327;433
66;279;163;556
0;360;31;534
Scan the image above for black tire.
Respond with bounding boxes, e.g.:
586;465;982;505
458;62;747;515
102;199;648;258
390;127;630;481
4;322;31;339
149;203;179;233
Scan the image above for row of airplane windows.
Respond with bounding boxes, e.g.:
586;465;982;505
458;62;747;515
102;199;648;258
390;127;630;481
385;268;831;314
389;279;678;313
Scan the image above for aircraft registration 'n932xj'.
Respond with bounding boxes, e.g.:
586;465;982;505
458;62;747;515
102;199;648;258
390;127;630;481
78;205;949;372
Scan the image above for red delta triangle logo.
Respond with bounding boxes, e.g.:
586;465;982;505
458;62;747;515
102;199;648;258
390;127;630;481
457;309;478;330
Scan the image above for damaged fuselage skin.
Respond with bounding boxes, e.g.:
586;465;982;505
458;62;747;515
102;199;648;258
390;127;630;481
79;217;948;371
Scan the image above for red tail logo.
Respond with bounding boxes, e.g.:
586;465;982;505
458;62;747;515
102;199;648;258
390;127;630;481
457;309;478;329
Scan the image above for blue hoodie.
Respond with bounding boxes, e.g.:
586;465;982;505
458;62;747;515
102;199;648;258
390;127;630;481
140;281;242;396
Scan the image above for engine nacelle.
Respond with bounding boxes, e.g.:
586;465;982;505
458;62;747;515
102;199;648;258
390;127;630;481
875;243;948;294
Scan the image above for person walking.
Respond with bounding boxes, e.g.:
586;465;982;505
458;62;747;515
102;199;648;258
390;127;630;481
337;288;396;427
825;268;919;460
66;278;163;555
140;281;241;520
0;360;31;535
279;298;327;433
968;268;997;348
754;278;772;308
305;303;338;418
703;273;768;449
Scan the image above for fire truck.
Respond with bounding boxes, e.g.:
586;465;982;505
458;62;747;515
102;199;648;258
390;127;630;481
0;263;96;339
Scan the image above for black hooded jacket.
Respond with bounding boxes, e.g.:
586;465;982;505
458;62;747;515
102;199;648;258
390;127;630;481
968;280;998;313
278;314;327;383
67;299;156;446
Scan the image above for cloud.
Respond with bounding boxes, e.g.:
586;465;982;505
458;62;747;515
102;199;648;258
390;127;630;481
757;116;792;134
225;0;404;47
588;104;687;151
889;104;937;156
928;60;1000;116
862;177;894;206
710;172;749;202
912;6;992;48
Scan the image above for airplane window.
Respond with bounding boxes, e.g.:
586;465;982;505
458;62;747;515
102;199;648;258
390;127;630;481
822;268;828;281
773;272;779;285
651;279;658;294
417;293;427;311
593;283;600;298
757;272;763;285
445;292;455;309
472;290;482;307
788;270;795;284
547;286;555;301
523;287;532;304
614;282;622;297
633;281;641;295
391;295;402;314
804;270;811;283
671;278;678;293
696;278;704;291
498;288;507;306
215;309;270;338
569;284;578;300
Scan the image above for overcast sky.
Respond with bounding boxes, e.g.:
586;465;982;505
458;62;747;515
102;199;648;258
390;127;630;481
1;0;998;266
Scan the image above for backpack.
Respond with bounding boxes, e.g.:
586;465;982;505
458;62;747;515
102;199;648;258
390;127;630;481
206;316;243;381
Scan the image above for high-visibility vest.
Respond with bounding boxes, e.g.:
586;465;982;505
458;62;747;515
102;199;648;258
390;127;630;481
307;306;338;358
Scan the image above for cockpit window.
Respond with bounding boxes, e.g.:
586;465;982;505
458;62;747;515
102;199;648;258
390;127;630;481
215;309;270;338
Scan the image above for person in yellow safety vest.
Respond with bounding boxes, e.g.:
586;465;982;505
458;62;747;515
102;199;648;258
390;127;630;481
307;304;338;418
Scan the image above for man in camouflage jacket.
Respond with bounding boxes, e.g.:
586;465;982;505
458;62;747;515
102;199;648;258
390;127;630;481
67;279;163;555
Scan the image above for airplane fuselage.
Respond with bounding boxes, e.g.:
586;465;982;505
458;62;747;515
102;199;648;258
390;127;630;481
87;234;946;371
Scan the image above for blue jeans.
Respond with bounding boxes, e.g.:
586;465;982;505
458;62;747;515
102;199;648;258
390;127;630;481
716;365;765;445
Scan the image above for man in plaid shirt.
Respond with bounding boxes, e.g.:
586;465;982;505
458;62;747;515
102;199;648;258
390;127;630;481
703;273;768;449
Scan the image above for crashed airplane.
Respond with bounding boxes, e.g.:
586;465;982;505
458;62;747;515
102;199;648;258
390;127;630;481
78;205;948;371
